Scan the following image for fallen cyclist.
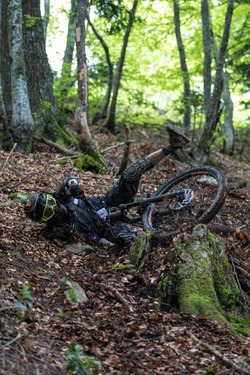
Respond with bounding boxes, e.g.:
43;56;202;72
23;125;189;247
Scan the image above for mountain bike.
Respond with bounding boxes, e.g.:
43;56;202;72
107;166;227;238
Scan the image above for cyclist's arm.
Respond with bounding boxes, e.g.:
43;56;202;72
53;176;84;200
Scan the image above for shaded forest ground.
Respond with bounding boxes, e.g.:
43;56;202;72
0;127;250;374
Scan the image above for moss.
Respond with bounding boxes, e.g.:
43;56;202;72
57;159;67;166
66;288;78;304
201;227;242;310
111;263;135;271
9;192;29;203
128;232;152;267
158;271;179;312
75;154;106;174
226;314;250;335
159;225;248;330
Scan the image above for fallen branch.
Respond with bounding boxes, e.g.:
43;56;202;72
101;139;135;153
0;143;17;176
0;304;18;312
2;332;23;348
8;163;51;190
189;331;250;375
33;136;77;156
101;283;133;312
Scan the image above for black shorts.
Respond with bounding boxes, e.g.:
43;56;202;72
104;175;140;208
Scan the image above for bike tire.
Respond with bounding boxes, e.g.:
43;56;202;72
142;166;227;236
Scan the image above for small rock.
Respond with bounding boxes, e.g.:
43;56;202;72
65;242;96;255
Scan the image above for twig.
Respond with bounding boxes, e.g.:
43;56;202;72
229;255;250;311
235;266;250;279
2;332;23;348
101;283;133;312
33;135;77;156
0;304;18;312
101;140;135;153
0;143;17;176
8;163;51;190
189;331;250;375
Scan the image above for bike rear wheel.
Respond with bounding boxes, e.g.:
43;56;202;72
142;166;227;237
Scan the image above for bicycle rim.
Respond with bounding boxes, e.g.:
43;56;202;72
142;166;227;237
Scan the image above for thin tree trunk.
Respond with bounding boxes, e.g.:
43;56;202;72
201;0;212;113
74;0;95;153
221;71;234;153
212;32;234;154
105;0;139;134
60;0;77;97
173;0;191;133
197;0;235;161
43;0;50;40
87;15;113;120
9;0;34;149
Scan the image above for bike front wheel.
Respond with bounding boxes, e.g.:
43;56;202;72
142;166;227;237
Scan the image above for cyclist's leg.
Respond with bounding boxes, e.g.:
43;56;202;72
105;124;190;207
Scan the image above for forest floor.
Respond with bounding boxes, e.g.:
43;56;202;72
0;127;250;375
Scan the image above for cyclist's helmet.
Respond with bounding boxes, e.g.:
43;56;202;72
24;193;67;223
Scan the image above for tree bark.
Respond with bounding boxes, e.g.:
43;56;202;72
9;0;34;149
201;0;212;113
173;0;191;133
75;0;94;153
158;224;249;328
221;71;234;153
42;0;50;40
60;0;77;98
105;0;139;134
87;15;113;121
197;0;235;161
0;0;12;149
212;32;234;154
74;0;105;172
22;0;56;139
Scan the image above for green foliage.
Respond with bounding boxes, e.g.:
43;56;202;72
24;14;40;27
111;263;134;271
8;192;29;203
65;342;101;375
13;284;33;323
57;308;72;318
53;73;78;113
47;0;250;152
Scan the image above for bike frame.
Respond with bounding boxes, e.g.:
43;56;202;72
108;188;194;221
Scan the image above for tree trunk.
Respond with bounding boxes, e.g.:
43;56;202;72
22;0;56;139
105;0;139;134
60;0;77;99
0;0;12;149
75;0;93;152
221;71;234;153
87;15;113;121
74;0;105;172
158;224;249;329
201;0;212;113
42;0;50;40
0;80;12;150
9;0;34;149
173;0;191;134
196;0;235;161
1;0;12;125
212;33;234;154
